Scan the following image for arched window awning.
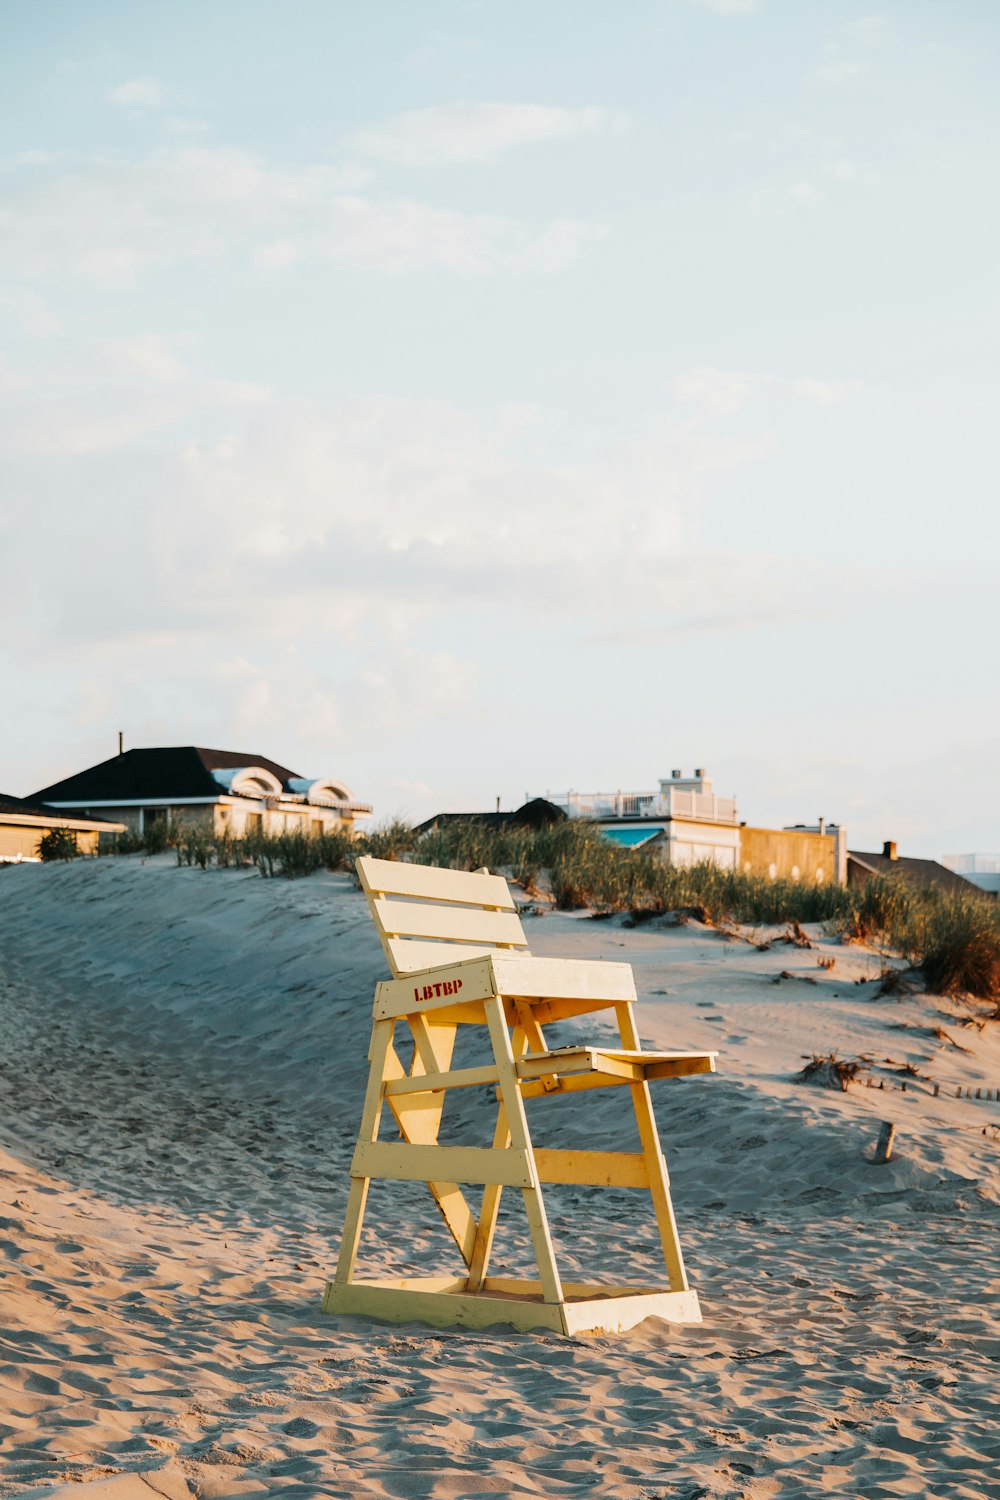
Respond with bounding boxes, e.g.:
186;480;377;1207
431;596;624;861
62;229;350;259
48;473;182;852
211;766;284;800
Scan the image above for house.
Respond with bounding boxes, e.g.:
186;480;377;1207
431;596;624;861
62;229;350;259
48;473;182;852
541;769;842;883
542;770;742;865
0;792;124;862
31;746;372;839
848;841;986;896
939;854;1000;895
415;798;565;835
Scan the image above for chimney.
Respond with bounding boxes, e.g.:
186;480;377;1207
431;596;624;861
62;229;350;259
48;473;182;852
818;816;826;835
118;731;124;757
883;840;898;861
694;768;706;779
672;769;683;780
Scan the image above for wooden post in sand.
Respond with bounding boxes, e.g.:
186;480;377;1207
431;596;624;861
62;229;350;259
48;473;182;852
874;1121;895;1165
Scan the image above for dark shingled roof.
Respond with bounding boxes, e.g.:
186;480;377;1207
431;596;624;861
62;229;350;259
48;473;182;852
0;791;119;825
415;798;567;835
848;850;984;896
31;746;304;805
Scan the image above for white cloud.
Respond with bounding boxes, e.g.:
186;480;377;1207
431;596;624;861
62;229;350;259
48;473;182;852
672;366;756;415
673;366;864;414
791;376;865;406
349;102;629;166
690;0;759;14
0;336;269;455
0;146;597;283
0;287;59;336
844;16;888;46
108;77;166;109
814;56;867;84
0;343;766;645
791;180;821;205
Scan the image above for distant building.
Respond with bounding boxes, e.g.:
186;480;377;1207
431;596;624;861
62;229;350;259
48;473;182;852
416;798;565;835
848;842;987;896
542;769;742;866
939;854;1000;895
31;746;372;839
541;769;842;884
0;792;124;862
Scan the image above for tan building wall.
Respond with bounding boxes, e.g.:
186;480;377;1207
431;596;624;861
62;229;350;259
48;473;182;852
213;803;351;836
52;800;359;840
739;825;836;884
1;823;103;860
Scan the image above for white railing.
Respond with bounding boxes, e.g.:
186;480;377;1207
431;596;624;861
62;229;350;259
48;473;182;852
544;789;738;824
942;853;1000;874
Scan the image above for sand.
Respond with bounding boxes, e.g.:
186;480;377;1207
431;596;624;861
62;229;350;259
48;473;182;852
0;856;997;1498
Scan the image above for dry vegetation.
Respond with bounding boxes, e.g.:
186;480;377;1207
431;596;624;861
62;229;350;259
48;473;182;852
93;815;1000;1002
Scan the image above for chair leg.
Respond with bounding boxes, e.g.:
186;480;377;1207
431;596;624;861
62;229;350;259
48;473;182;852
616;1002;690;1293
485;998;564;1307
466;1100;511;1291
334;1018;394;1285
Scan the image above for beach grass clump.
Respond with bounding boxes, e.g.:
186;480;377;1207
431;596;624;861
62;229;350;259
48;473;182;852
174;821;215;870
98;825;164;856
842;874;916;944
37;827;79;860
910;894;1000;1000
358;818;420;863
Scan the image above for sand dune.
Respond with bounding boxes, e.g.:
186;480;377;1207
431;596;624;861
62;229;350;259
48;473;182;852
1;857;997;1497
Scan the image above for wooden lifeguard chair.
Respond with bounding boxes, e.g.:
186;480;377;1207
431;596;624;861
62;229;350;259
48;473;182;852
323;857;716;1336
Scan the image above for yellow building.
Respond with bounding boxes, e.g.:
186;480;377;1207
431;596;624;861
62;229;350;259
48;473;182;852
0;792;124;862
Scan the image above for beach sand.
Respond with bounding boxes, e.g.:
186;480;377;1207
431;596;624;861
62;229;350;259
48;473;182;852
0;857;997;1498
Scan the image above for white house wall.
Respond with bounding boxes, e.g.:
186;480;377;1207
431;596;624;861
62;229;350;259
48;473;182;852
664;821;741;870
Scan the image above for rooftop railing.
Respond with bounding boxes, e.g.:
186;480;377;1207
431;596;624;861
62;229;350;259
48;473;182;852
544;789;739;825
941;853;1000;874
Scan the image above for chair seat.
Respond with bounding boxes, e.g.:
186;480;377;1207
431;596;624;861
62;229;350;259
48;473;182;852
374;951;638;1021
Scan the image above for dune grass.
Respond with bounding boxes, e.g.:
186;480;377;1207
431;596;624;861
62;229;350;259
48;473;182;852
415;818;1000;1001
97;813;1000;1001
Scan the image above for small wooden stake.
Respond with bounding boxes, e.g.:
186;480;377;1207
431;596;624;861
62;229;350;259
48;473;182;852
874;1121;895;1165
933;1083;940;1097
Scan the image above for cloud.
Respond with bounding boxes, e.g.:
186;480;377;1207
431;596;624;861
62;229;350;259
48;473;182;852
586;603;810;647
791;376;865;406
349;102;629;166
813;56;867;84
671;366;756;415
0;338;778;650
0;146;598;283
844;16;888;46
108;77;166;109
0;336;268;455
672;366;864;414
0;286;59;336
690;0;759;14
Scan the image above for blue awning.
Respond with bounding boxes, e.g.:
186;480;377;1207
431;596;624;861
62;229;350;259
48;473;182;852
599;826;662;848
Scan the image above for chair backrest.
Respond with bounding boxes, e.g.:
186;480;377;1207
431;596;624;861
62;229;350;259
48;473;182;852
356;856;530;977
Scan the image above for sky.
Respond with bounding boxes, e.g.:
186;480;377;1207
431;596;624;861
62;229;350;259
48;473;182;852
1;0;998;855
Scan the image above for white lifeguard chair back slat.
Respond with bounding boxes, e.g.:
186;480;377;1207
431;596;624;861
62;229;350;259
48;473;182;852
357;855;530;977
324;856;717;1336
